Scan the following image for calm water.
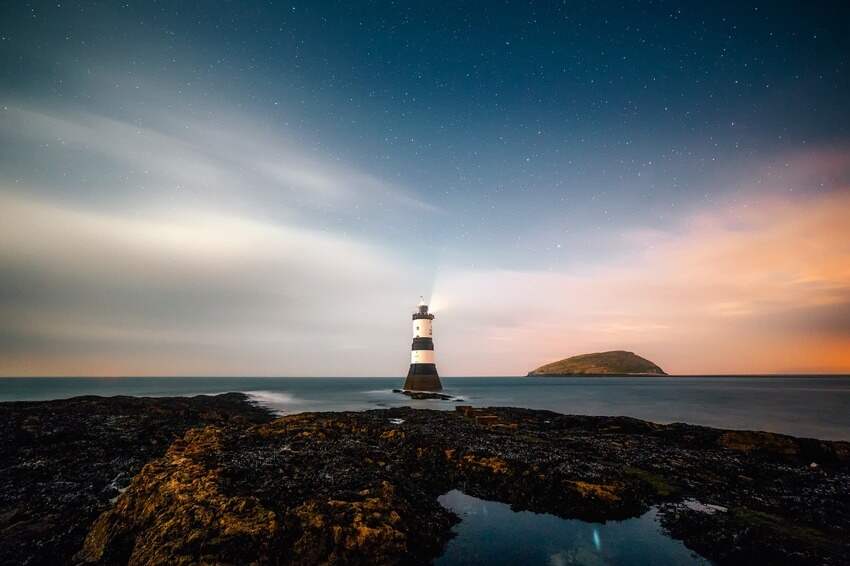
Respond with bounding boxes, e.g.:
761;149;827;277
436;490;708;566
1;376;849;440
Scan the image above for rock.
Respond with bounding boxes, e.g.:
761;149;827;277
80;408;850;565
392;389;453;401
3;398;849;565
0;393;273;566
527;350;667;376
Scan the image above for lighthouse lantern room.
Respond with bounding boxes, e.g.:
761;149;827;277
403;297;443;391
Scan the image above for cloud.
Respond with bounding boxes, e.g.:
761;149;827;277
0;95;440;376
433;189;850;375
0;103;436;217
4;181;847;376
0;190;428;376
2;91;848;376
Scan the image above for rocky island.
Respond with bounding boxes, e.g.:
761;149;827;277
528;350;667;376
2;394;849;565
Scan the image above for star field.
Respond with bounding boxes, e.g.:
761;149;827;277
1;1;849;375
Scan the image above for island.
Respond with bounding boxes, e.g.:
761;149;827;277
528;350;667;376
2;394;849;565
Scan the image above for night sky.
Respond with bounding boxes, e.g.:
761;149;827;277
2;1;849;376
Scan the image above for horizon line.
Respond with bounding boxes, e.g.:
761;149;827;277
2;374;850;379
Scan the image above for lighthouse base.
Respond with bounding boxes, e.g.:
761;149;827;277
404;363;443;391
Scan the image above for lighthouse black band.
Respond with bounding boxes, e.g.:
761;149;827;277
407;363;439;377
412;313;435;320
411;337;434;350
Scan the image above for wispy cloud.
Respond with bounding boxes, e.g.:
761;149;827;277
0;191;428;376
2;92;848;376
0;96;441;376
0;103;436;217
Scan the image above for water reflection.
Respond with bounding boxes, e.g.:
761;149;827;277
436;490;708;566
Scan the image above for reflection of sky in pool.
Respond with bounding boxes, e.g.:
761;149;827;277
436;490;709;566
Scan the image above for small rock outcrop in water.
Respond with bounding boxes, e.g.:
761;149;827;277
392;389;453;400
528;350;666;376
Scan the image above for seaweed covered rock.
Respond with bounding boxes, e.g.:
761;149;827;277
77;426;280;565
78;413;457;566
0;393;273;566
79;407;850;565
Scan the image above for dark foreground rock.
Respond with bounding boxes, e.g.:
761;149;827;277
0;393;273;566
76;406;850;566
3;397;850;565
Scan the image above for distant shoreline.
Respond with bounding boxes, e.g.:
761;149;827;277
527;373;850;378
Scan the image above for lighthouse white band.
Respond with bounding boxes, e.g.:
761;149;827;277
413;319;432;338
411;350;435;364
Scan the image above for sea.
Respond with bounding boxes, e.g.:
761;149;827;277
1;375;849;441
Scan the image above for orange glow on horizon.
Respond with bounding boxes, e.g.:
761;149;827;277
434;189;850;375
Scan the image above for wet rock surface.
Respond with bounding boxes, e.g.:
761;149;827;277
0;393;273;566
3;397;849;565
80;405;849;566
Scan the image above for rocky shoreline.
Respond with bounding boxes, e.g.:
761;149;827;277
0;393;273;566
2;394;849;565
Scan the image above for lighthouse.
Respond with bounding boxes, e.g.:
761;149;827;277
403;298;443;391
